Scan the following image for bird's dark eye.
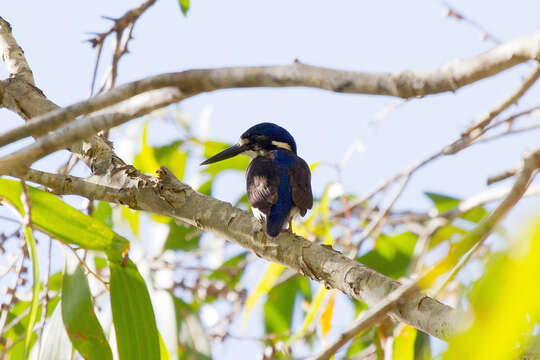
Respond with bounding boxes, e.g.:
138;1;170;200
255;135;271;147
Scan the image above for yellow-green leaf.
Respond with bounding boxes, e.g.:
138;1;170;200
121;207;140;237
0;179;129;255
393;325;416;360
290;286;328;342
444;217;540;360
244;263;285;322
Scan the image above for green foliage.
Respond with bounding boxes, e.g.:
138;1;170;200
358;232;417;278
0;179;129;255
178;0;189;16
164;220;201;251
444;218;540;360
23;226;39;359
110;260;161;360
425;192;460;213
205;251;248;288
134;122;188;180
93;201;113;227
264;275;310;335
425;191;488;223
62;263;112;360
202;141;250;176
393;325;417;360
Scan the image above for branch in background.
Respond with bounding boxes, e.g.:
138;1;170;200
487;168;518;185
439;0;501;44
0;16;128;180
313;279;418;360
0;17;34;84
14;167;464;340
462;63;540;137
337;101;540;221
88;0;156;94
0;87;183;174
423;147;540;286
2;30;540;149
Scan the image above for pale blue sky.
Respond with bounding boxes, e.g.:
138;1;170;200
2;1;540;359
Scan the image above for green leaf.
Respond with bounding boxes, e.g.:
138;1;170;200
206;252;248;288
197;179;213;196
461;206;489;223
393;325;417;360
154;140;187;181
358;232;417;279
178;0;189;16
62;262;112;360
164;220;201;251
121;207;140;237
414;331;432;360
93;201;113;227
0;179;129;255
134;122;187;180
425;192;460;214
264;275;309;335
159;333;172;360
430;224;466;249
133;122;160;175
202;141;250;176
110;259;161;360
23;226;39;359
426;191;488;223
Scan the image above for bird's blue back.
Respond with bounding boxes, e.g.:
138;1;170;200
265;150;295;236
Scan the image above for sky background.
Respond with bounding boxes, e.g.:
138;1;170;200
2;1;540;359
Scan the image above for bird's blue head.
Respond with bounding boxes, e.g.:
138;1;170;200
200;122;297;165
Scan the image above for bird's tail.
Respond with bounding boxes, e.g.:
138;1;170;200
266;214;284;237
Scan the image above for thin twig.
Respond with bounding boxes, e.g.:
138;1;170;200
312;279;418;360
462;63;540;137
422;147;540;286
68;246;109;288
439;0;502;44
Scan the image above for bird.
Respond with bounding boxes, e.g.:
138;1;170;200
200;122;313;237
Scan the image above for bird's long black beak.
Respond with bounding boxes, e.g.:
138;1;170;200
200;143;248;165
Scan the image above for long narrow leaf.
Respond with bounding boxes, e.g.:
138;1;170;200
62;260;112;360
290;286;327;342
244;263;285;322
110;259;160;360
23;226;39;358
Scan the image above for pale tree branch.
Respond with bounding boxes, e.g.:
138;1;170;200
423;147;540;284
1;31;540;149
13;167;464;340
0;87;184;174
0;17;34;85
462;63;540;137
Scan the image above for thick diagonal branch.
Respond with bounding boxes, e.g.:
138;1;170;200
17;167;464;340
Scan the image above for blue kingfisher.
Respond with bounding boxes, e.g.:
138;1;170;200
201;122;313;237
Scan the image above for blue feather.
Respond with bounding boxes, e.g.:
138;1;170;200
266;150;295;236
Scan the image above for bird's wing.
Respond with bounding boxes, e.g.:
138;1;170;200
246;157;280;216
288;156;313;216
